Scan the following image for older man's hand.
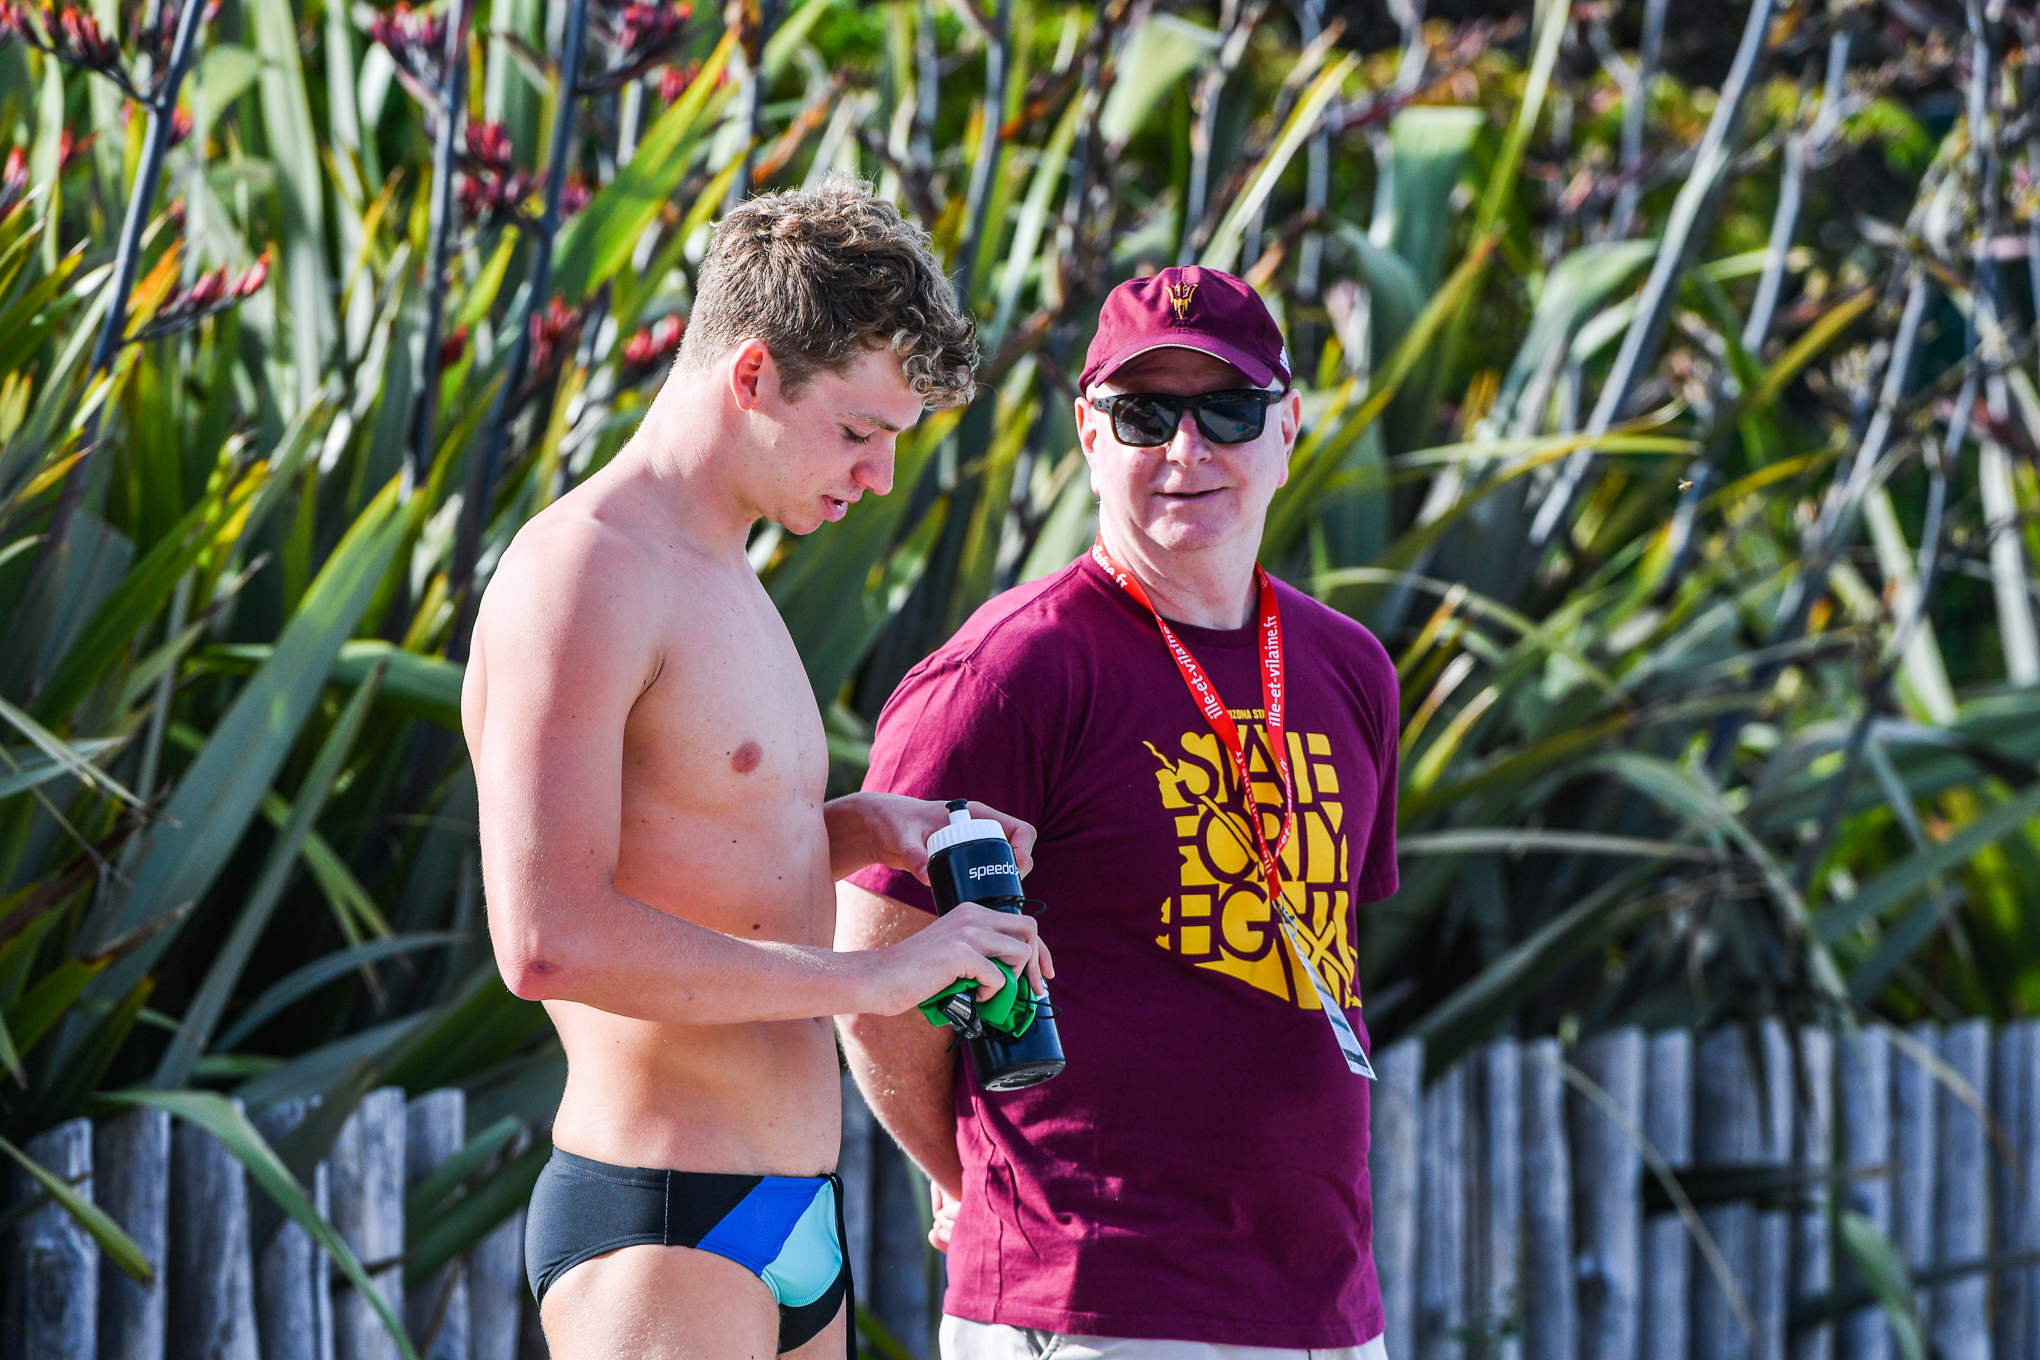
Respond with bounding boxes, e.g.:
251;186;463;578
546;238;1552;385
929;1182;961;1253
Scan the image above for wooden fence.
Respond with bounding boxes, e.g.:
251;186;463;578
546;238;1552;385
1365;1020;2040;1360
2;1089;532;1360
5;1021;2036;1360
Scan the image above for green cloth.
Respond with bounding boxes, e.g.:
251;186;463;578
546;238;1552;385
918;960;1034;1037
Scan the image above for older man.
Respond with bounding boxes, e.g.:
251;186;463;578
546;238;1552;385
837;267;1401;1360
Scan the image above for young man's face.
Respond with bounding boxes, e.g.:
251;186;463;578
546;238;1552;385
1076;347;1300;558
749;347;927;535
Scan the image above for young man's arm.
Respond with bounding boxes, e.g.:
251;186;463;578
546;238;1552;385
836;880;965;1230
824;793;1038;885
466;526;1039;1023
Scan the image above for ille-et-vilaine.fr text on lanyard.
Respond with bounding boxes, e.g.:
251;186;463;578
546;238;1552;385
1091;538;1375;1080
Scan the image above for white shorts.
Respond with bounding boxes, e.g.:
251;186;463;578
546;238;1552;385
939;1316;1391;1360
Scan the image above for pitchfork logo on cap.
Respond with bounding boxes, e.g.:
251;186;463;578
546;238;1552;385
1079;265;1291;391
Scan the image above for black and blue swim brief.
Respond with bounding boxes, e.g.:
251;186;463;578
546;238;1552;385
526;1148;854;1354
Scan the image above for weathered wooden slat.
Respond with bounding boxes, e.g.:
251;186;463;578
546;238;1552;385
1642;1029;1693;1360
2008;1020;2040;1360
167;1106;258;1360
1692;1026;1760;1360
1470;1039;1521;1360
468;1126;530;1360
1930;1020;1989;1360
95;1106;168;1360
404;1091;468;1360
1571;1027;1644;1360
2024;1017;2040;1360
839;1073;876;1296
330;1089;406;1360
1416;1061;1468;1360
1790;1027;1833;1360
253;1101;334;1360
1993;1021;2039;1360
6;1119;97;1360
1754;1021;1793;1360
1520;1038;1575;1360
869;1131;932;1360
1837;1027;1891;1360
1368;1040;1424;1360
517;1287;548;1360
1890;1022;1937;1332
2;1159;10;1360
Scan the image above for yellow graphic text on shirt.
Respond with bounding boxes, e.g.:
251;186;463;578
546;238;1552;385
1146;712;1360;1010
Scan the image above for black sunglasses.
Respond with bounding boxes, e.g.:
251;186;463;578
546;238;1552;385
1090;388;1286;448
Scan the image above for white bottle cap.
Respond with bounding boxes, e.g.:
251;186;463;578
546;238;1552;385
926;802;1012;857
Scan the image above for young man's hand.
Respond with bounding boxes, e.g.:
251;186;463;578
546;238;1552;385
825;792;1037;882
852;901;1054;1013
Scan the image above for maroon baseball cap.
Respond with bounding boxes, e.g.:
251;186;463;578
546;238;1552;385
1079;266;1291;393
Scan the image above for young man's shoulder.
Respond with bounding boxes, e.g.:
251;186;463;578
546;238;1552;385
488;511;643;623
477;497;721;688
503;485;656;567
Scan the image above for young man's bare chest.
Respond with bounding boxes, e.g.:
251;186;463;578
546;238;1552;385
611;569;834;943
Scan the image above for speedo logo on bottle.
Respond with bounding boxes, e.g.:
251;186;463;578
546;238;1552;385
967;863;1013;880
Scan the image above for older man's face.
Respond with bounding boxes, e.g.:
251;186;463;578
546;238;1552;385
1077;347;1300;559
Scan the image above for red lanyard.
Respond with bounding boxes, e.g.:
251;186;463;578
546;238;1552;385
1090;537;1295;905
1091;536;1375;1078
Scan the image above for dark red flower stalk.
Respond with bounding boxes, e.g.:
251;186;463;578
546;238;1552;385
621;312;684;378
166;104;192;147
458;121;541;228
130;251;268;343
581;0;691;95
560;174;591;217
0;0;210;101
0;147;28;222
57;6;120;67
368;2;444;67
369;2;450;107
527;297;583;379
0;2;34;46
438;325;469;370
464;121;514;174
0;0;182;99
657;61;696;103
612;1;688;54
129;0;212;72
57;126;93;171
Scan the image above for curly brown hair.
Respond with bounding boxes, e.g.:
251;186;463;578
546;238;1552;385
677;178;979;408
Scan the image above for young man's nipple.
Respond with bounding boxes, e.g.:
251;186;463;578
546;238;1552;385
731;741;763;773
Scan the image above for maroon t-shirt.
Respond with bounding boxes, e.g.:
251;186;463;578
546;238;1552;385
849;554;1400;1348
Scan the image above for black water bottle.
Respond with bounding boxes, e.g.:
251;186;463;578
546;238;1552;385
927;801;1065;1091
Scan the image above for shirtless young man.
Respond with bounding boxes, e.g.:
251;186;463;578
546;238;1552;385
461;181;1051;1360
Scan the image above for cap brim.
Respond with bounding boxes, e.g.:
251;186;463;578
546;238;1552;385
1083;337;1280;392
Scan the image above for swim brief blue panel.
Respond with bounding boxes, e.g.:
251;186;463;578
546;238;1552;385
525;1148;852;1355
